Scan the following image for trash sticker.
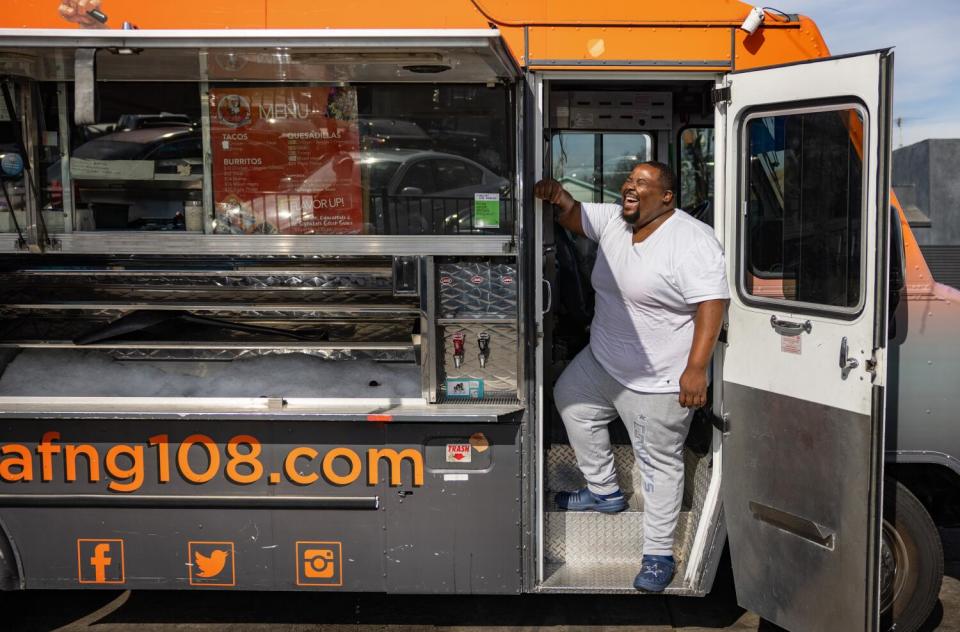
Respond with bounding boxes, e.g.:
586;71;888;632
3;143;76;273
474;193;501;228
446;378;484;399
446;443;472;463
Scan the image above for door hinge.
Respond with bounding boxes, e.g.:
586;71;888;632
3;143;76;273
712;86;731;106
865;349;879;381
712;411;731;434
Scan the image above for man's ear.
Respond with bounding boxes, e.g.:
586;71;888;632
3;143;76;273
662;189;675;205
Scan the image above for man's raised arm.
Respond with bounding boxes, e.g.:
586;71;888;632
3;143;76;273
534;179;585;238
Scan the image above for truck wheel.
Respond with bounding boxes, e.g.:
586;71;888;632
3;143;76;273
881;479;943;632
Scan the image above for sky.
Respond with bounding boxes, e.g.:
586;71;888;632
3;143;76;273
780;0;960;148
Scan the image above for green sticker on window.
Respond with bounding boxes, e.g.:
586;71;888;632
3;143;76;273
474;193;500;228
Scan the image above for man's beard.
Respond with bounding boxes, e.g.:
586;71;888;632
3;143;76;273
621;208;640;225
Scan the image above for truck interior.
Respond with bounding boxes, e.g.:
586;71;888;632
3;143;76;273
538;73;872;593
540;78;721;593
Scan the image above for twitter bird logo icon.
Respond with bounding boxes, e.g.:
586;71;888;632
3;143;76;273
188;542;235;586
195;549;229;578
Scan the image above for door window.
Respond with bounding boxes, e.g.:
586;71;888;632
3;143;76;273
740;105;867;313
678;127;714;217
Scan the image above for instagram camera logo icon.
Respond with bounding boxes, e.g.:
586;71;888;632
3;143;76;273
296;541;342;586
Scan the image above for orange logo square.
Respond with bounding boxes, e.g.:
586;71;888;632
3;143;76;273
188;541;236;587
77;539;125;584
296;541;342;586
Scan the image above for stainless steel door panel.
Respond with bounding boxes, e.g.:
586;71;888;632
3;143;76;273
724;382;876;631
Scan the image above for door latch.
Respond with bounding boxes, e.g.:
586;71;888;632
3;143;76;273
839;337;859;380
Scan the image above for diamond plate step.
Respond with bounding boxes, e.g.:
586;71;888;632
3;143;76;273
544;510;694;565
540;561;695;595
546;444;706;509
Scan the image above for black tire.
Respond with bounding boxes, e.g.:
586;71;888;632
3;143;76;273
881;479;943;632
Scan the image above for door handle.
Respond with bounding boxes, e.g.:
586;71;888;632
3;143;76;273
839;336;859;380
770;315;812;336
542;279;553;315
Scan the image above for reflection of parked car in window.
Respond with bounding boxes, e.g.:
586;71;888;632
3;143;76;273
303;148;511;234
69;126;202;175
73;113;195;144
218;148;511;236
358;119;432;149
47;126;202;230
116;113;193;131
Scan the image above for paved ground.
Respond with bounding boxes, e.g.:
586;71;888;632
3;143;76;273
3;538;958;631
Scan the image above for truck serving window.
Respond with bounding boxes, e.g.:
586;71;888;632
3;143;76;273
210;83;513;236
740;105;866;312
64;83;514;236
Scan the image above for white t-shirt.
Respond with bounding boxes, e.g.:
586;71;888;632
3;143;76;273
581;203;729;393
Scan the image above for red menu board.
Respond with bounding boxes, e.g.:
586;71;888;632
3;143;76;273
209;87;363;234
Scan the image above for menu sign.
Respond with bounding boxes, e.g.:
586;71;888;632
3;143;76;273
209;87;363;234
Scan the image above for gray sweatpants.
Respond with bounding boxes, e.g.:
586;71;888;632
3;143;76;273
554;347;694;556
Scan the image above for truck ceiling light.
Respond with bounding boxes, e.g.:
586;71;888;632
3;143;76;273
293;52;444;64
403;65;452;74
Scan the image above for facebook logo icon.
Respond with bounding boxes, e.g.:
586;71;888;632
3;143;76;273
77;539;125;584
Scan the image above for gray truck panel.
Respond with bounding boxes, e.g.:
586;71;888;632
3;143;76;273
886;283;960;472
0;419;522;593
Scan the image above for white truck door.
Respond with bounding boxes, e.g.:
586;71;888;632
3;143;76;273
721;50;893;632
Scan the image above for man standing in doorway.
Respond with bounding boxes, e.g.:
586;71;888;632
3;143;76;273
534;162;728;592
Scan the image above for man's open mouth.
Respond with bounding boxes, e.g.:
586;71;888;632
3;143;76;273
622;193;639;209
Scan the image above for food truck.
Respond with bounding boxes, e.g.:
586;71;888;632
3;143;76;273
0;1;957;631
